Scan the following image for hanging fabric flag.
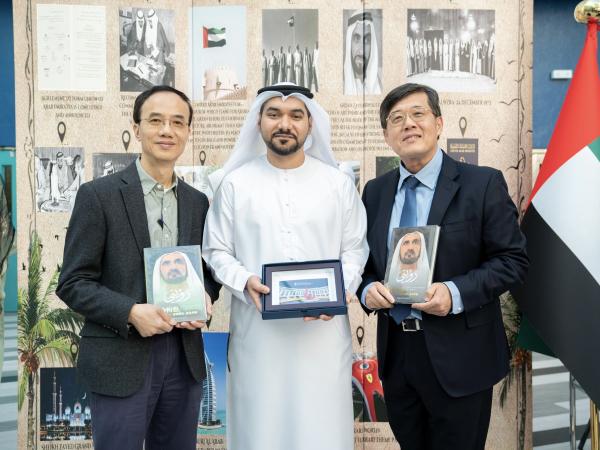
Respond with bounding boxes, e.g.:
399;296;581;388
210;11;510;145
513;22;600;404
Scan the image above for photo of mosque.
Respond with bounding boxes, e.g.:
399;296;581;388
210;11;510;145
39;368;92;442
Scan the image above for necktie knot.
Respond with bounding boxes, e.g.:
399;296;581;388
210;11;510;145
404;176;420;190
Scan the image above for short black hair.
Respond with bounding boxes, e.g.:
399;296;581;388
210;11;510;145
133;85;193;126
379;83;442;129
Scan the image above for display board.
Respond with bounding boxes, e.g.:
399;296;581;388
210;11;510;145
13;0;533;448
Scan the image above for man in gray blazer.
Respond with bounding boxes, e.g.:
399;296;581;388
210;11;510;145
57;85;220;450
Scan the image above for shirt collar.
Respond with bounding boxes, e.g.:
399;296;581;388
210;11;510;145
398;148;443;192
135;158;178;196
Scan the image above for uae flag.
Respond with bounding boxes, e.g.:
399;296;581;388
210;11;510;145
513;22;600;404
203;27;226;48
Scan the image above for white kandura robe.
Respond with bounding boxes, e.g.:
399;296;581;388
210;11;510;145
203;155;368;450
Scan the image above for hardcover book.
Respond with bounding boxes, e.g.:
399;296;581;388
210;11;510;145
144;245;207;322
384;225;440;304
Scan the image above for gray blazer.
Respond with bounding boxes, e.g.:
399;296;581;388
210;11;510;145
57;162;221;397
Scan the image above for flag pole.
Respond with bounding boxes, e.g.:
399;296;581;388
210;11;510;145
591;400;599;450
572;7;600;448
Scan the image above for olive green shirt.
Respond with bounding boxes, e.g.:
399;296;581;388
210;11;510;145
135;158;178;248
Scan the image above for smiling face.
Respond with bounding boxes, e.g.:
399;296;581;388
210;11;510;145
259;96;311;157
383;91;443;173
159;252;188;284
133;91;190;167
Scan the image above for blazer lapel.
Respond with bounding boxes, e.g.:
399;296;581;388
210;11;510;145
120;163;151;256
427;153;460;225
373;170;399;272
176;182;192;246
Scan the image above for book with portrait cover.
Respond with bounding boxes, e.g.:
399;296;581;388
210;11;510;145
384;225;440;304
143;245;207;322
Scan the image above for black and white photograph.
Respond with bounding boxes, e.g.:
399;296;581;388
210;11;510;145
271;268;336;307
144;245;207;323
190;6;247;101
262;9;319;91
343;9;383;96
119;7;175;92
406;9;495;92
92;153;138;179
39;368;92;442
384;225;440;304
35;147;84;213
175;165;218;202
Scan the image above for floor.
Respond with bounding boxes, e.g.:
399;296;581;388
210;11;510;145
0;312;17;450
533;352;591;450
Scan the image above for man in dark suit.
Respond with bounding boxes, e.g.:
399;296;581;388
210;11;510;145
57;85;220;450
358;83;528;450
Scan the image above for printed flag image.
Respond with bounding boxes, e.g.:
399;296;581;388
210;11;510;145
203;27;226;47
513;22;600;405
189;6;246;101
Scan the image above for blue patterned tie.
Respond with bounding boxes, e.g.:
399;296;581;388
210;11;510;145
390;176;420;324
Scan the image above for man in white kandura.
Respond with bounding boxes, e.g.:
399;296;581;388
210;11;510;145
203;83;368;450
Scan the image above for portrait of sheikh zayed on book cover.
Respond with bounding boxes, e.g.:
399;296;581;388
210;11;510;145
144;245;208;322
385;225;440;304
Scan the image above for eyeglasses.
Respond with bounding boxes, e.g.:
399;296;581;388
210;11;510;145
386;107;433;127
141;117;188;130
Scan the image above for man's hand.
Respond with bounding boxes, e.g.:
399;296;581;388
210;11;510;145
411;282;452;316
365;282;395;310
177;291;213;330
303;314;334;322
246;275;270;311
128;304;175;337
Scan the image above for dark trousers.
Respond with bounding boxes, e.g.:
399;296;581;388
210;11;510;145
90;331;202;450
382;323;493;450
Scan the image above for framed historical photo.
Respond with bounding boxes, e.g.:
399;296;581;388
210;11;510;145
261;260;346;320
143;245;207;322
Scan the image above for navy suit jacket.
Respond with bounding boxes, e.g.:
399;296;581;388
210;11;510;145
57;162;221;397
358;153;528;397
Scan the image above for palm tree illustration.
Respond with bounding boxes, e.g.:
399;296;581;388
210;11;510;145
18;232;83;449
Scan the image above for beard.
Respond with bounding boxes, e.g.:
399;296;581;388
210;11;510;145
400;251;419;265
162;270;187;284
265;131;303;156
352;55;368;78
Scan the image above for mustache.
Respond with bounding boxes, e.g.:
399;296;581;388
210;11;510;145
272;130;297;140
